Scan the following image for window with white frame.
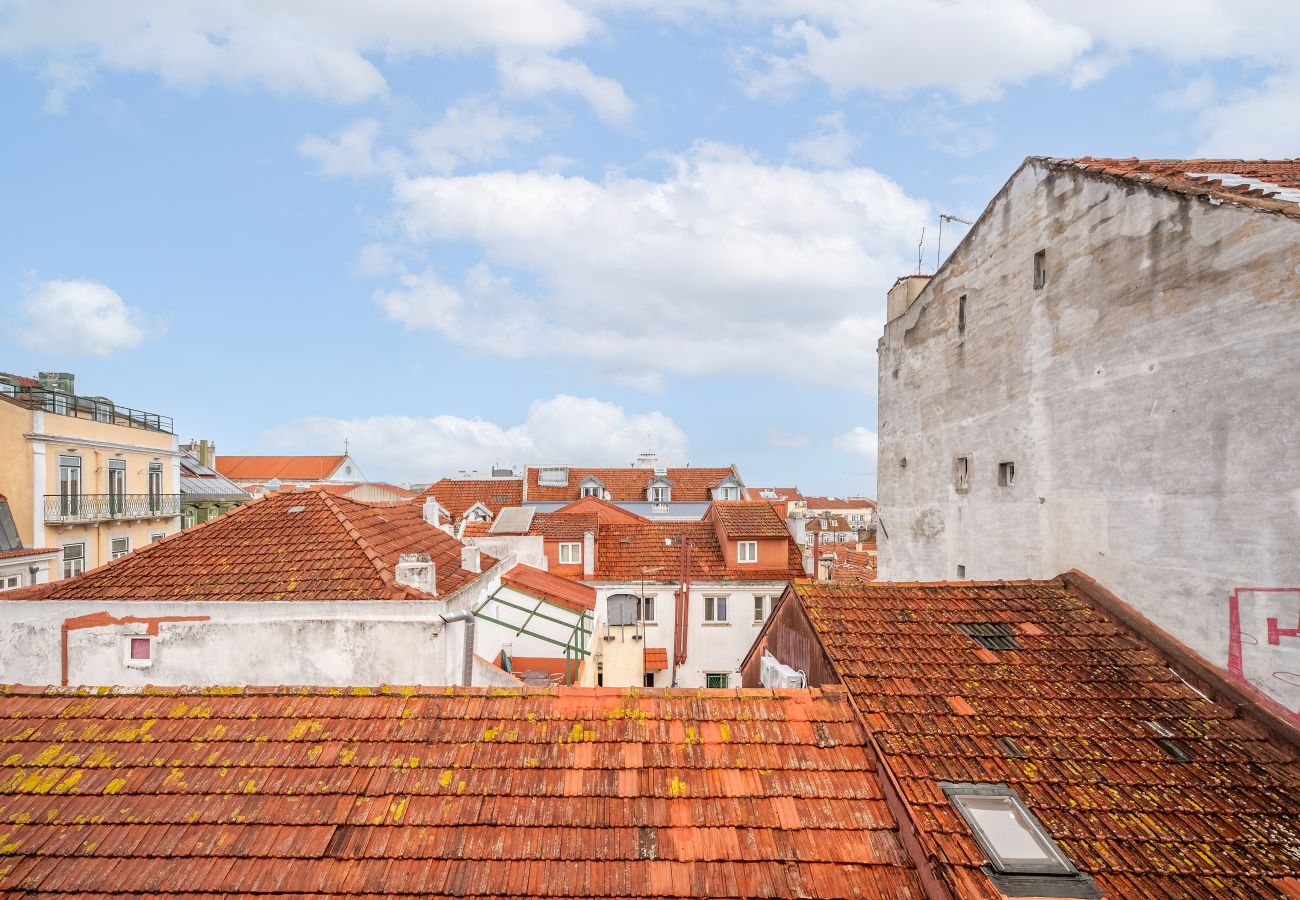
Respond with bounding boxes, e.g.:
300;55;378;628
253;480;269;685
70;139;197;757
124;635;153;668
719;485;739;500
639;595;655;622
110;536;130;560
581;485;600;497
0;574;22;591
754;595;776;623
558;542;582;564
649;485;670;503
942;783;1078;877
150;532;165;543
63;543;85;579
737;540;758;563
704;595;727;622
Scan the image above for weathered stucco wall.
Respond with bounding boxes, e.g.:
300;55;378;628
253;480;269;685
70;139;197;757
0;560;506;687
877;159;1300;716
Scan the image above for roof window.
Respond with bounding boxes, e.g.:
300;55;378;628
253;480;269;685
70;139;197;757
538;467;569;486
994;736;1026;758
942;782;1076;876
956;622;1021;651
1146;721;1192;763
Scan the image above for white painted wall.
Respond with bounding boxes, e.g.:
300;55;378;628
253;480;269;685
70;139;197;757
589;580;788;688
877;158;1300;716
0;560;506;687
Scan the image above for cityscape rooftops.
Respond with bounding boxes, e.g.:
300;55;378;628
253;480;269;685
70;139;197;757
526;466;739;502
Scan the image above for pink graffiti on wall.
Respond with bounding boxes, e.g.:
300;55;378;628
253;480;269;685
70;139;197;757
1227;587;1300;724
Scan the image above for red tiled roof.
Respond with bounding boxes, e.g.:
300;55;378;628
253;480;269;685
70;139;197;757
1057;157;1300;219
749;487;803;501
5;491;493;602
216;455;348;480
0;684;925;898
805;515;857;533
529;512;599;540
0;547;60;560
554;495;648;524
815;547;877;583
644;647;668;670
803;497;876;511
594;522;802;582
526;467;736;502
501;565;596;614
791;578;1300;898
461;520;493;538
422;477;523;521
711;501;790;538
0;371;41;387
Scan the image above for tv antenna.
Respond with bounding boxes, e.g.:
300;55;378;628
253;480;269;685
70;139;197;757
936;214;973;269
916;227;926;275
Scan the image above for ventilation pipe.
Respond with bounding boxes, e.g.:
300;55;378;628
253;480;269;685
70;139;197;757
440;610;475;686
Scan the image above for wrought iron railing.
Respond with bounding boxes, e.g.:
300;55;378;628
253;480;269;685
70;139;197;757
3;387;173;434
45;493;182;523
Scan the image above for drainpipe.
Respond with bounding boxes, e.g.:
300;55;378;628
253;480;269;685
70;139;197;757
440;610;475;687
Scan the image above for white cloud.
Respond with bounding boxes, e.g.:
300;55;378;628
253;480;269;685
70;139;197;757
409;99;542;173
298;119;391;178
498;54;634;124
788;112;857;167
374;142;929;387
1194;69;1300;159
17;278;160;356
833;425;878;461
263;394;688;481
0;0;597;105
767;428;810;449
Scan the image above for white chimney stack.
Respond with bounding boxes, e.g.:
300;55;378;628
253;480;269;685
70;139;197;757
395;552;436;595
422;497;441;526
582;530;595;578
460;544;481;574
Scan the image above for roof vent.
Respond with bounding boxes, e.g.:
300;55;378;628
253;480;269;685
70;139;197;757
395;553;436;595
955;622;1021;651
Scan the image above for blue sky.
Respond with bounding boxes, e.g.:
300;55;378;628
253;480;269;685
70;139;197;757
2;1;1296;496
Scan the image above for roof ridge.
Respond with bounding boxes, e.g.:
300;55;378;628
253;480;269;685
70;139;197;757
319;490;444;600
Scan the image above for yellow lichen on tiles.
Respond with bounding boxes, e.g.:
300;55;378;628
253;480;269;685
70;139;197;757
31;744;64;767
720;723;731;742
350;687;372;696
389;796;409;823
684;726;700;745
488;688;520;697
306;745;323;762
483;727;498;742
1;754;20;767
525;757;539;767
438;770;454;787
241;778;257;793
287;720;322;741
167;701;189;719
102;778;126;795
51;770;82;794
668;776;688;798
339;748;356;766
456;780;466;794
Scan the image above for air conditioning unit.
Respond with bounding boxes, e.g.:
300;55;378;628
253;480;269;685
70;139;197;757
759;651;806;689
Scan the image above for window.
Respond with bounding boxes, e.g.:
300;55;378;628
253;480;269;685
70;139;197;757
1033;249;1047;289
942;783;1077;877
92;400;113;423
150;532;165;543
148;462;163;511
110;536;130;560
581;485;600;497
754;595;776;623
183;510;197;529
107;458;126;515
704;595;727;623
558;542;582;564
649;486;670;503
205;506;221;523
643;673;656;688
999;461;1015;487
58;455;82;516
955;455;970;491
607;594;638;626
63;543;85;579
0;574;21;591
958;294;967;332
705;673;730;689
957;564;966;579
538;466;568;486
638;595;655;622
956;622;1021;651
737;540;758;563
124;635;153;668
719;485;739;500
1147;721;1192;763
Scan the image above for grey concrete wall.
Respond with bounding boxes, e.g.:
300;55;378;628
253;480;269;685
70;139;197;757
877;159;1300;718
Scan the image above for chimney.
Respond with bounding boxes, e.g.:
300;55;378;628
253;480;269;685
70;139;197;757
198;439;214;468
582;530;595;578
395;553;436;595
422;496;441;526
460;544;481;574
886;275;931;322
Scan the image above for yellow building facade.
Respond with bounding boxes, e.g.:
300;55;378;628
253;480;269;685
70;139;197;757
0;374;180;582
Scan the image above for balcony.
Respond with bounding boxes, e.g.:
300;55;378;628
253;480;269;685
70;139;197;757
45;494;182;524
3;387;173;434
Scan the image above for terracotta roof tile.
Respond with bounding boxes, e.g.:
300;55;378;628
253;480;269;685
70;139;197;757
792;579;1300;898
554;495;649;523
0;684;925;897
502;565;596;613
422;478;523;521
215;455;348;480
1056;156;1300;219
594;522;802;582
527;467;736;502
0;547;60;560
4;490;494;602
711;501;790;539
644;647;668;670
815;547;877;583
529;512;599;540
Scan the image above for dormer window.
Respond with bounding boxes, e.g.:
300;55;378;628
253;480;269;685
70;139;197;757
737;541;758;563
647;477;672;503
579;476;605;498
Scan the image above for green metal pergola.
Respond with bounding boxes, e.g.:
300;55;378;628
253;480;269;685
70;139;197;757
474;589;593;685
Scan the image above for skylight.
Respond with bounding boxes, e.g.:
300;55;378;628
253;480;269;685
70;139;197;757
942;783;1076;877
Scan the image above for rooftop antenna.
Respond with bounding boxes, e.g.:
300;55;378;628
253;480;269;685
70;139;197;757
916;226;926;275
343;437;349;455
936;214;973;270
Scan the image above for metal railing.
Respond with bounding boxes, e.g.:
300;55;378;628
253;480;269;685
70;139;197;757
45;493;182;523
4;387;173;434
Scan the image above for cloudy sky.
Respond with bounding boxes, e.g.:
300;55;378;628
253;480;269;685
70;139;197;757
2;1;1295;495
